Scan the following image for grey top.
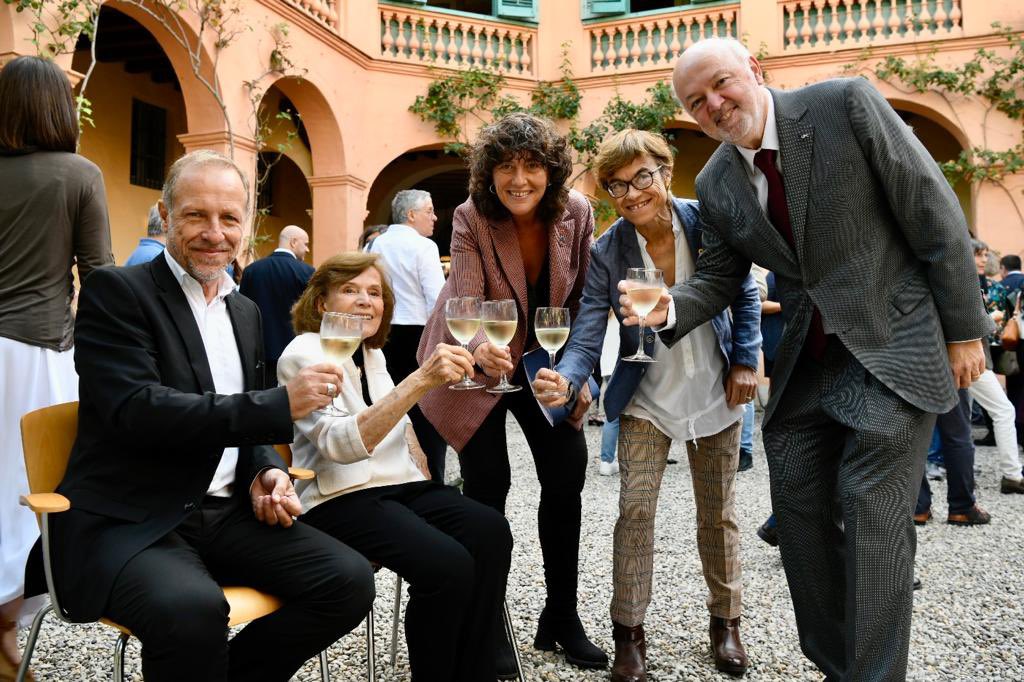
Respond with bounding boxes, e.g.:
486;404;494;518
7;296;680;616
0;150;113;351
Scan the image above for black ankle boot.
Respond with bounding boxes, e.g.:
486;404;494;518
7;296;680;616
533;607;608;669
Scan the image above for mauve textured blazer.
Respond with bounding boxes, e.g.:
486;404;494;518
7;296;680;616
417;190;594;452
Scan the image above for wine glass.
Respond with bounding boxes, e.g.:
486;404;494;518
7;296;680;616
446;297;484;390
622;267;664;363
534;306;570;397
319;312;363;415
482;299;521;394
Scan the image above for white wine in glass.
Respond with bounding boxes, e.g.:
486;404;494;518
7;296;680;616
446;296;484;390
482;299;521;394
319;312;363;415
623;267;664;363
534;306;570;398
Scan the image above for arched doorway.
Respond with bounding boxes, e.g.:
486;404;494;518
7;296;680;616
366;148;468;257
71;5;188;263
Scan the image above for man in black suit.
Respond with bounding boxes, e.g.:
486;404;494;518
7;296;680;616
239;224;315;384
999;254;1024;292
620;38;991;680
36;150;375;681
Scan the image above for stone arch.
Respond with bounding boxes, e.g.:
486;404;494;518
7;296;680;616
103;0;225;133
264;73;345;177
366;144;469;256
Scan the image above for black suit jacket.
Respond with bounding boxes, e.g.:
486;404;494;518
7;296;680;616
29;256;294;623
239;251;315;368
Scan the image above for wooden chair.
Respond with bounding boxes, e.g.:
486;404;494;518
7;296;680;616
274;444;526;681
15;402;329;682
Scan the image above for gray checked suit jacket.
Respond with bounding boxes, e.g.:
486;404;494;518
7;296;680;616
662;77;993;426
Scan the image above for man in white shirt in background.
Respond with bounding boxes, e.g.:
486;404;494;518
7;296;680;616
369;189;448;479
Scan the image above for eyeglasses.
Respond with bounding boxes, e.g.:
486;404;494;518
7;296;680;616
604;166;664;199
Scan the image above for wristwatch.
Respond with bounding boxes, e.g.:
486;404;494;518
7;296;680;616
565;383;577;404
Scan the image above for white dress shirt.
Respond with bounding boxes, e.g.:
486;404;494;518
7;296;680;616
735;92;781;214
624;211;742;442
369;224;445;325
163;250;244;497
273;247;296;258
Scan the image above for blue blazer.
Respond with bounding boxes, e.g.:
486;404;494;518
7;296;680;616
557;197;761;421
239;251;315;366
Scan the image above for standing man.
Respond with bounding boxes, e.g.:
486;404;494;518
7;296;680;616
624;38;991;680
27;151;375;681
239;225;315;384
370;189;448;480
124;204;166;265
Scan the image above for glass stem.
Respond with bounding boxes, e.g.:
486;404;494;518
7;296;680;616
638;316;646;353
549;351;556;370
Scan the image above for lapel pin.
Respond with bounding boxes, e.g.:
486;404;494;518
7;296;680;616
801;133;811;139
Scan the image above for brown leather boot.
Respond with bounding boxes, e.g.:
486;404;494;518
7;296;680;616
611;621;646;682
710;616;748;676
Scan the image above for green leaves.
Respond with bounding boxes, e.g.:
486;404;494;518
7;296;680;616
874;22;1023;190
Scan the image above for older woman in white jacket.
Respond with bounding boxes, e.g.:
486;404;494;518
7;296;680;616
277;252;512;682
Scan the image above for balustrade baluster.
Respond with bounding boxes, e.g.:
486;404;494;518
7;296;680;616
784;3;798;50
668;19;682;58
381;12;395;56
812;1;826;46
641;23;655;65
508;33;521;73
614;28;628;68
934;0;949;28
948;0;961;30
885;0;900;38
395;16;409;58
798;2;813;46
409;19;422;60
918;0;933;36
839;0;854;43
520;35;532;74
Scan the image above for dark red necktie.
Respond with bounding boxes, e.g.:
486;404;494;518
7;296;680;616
753;148;828;361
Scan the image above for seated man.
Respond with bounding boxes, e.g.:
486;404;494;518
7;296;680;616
26;150;375;681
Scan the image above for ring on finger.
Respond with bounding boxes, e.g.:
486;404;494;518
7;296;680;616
325;383;336;396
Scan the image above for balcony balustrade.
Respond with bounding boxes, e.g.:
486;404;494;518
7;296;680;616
780;0;964;52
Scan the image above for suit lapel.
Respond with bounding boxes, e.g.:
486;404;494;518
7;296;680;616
615;221;646;274
151;256;217;393
489;218;528;315
547;215;574;307
772;89;815;258
225;292;259;391
720;150;800;272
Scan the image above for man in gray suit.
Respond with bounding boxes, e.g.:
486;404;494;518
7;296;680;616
619;38;991;680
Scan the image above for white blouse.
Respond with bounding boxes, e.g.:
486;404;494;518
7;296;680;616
276;332;425;513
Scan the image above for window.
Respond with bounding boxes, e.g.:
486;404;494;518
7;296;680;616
586;0;711;18
130;99;167;189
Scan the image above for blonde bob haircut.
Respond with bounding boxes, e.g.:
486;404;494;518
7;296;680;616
593;128;674;188
291;252;395;349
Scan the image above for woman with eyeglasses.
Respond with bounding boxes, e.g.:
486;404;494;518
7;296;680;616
532;129;762;681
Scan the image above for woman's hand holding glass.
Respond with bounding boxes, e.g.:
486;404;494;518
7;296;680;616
532;368;570;406
416;343;477;389
616;281;671;329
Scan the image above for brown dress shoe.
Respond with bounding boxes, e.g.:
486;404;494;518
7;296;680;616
913;509;932;526
1001;476;1024;494
947;504;991;526
710;616;748;676
611;622;646;682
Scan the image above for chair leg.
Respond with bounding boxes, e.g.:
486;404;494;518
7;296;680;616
16;604;51;682
390;574;402;668
365;604;375;682
318;648;331;682
503;599;525;682
112;632;130;682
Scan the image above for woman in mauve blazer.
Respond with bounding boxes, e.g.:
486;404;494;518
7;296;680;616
417;113;606;674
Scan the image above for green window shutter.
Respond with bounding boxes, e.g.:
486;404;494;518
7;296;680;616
494;0;536;20
591;0;628;14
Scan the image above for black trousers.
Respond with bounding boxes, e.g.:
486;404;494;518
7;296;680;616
918;389;977;514
762;342;932;682
104;496;375;682
458;366;589;614
384;324;449;481
302;481;512;682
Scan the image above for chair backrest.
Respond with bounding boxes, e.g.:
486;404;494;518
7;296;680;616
273;442;293;468
20;401;79;495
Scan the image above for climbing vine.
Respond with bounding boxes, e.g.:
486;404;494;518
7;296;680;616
871;23;1024;222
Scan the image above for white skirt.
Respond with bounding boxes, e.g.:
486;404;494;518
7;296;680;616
0;336;78;617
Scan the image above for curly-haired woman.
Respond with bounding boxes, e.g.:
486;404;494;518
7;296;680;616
418;112;605;675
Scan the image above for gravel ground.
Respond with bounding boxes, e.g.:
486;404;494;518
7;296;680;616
18;412;1024;681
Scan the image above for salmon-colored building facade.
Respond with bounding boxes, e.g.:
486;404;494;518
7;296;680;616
2;0;1021;265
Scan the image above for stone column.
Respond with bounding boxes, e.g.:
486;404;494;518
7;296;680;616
307;173;370;263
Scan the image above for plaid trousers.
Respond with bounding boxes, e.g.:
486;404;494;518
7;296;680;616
611;415;743;626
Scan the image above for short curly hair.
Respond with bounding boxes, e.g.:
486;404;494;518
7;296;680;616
468;112;573;226
291;252;394;349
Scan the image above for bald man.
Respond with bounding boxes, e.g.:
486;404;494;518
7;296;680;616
240;225;315;384
619;38;990;680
